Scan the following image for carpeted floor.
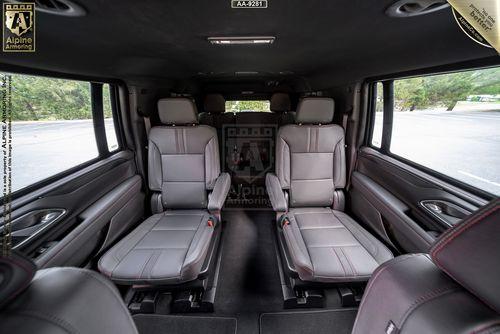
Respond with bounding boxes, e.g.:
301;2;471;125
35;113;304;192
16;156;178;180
260;309;358;334
133;314;237;334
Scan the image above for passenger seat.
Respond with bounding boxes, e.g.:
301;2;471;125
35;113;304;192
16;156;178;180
266;97;393;283
99;98;230;285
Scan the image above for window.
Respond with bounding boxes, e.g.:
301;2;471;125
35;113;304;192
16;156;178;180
225;100;271;113
0;73;120;194
370;66;500;196
103;84;119;152
371;82;384;148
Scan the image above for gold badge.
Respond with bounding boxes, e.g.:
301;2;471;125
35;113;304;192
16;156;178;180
448;0;499;53
3;3;35;52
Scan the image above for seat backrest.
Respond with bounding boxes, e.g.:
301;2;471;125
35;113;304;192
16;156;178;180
270;92;295;126
0;252;138;334
149;98;220;210
199;94;235;128
275;97;345;208
352;199;500;334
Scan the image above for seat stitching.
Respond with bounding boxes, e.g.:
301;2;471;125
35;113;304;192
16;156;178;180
340;247;357;276
179;214;207;278
7;311;79;334
332;247;348;277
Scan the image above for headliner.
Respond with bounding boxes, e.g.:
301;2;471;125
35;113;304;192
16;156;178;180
1;0;497;90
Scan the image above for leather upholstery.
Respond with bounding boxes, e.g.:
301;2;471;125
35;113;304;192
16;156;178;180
430;199;500;313
99;98;229;285
99;210;214;285
284;208;393;282
148;125;220;209
352;199;500;334
276;124;346;207
265;173;288;213
295;97;334;124
158;98;198;124
267;97;392;283
0;252;36;309
1;265;138;334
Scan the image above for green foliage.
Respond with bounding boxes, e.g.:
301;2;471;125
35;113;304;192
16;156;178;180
225;100;270;113
1;73;114;121
394;67;500;111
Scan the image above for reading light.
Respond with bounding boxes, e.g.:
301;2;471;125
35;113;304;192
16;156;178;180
208;36;275;45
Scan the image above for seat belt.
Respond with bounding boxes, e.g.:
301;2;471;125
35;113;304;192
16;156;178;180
144;116;151;136
342;113;348;132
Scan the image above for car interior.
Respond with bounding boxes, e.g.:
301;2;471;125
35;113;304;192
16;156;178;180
0;1;499;334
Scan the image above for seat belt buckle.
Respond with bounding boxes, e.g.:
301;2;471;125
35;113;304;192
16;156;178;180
279;215;290;228
207;218;214;227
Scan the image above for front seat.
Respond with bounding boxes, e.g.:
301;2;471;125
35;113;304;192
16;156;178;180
352;198;500;334
0;252;138;334
99;98;230;285
266;97;393;283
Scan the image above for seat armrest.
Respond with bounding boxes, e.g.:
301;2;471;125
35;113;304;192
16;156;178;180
208;173;231;213
266;173;288;213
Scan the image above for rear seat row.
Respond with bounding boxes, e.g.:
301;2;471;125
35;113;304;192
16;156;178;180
97;96;393;287
199;92;296;128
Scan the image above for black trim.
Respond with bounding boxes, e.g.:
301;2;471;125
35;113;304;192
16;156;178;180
381;81;393;153
109;84;125;152
91;83;109;156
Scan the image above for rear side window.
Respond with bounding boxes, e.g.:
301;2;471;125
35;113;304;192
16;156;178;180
370;66;500;196
225;100;270;112
0;73;120;194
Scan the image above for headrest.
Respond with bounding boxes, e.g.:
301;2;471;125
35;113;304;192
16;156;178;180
203;94;226;114
270;93;291;113
430;198;500;313
157;98;198;125
0;252;36;309
295;98;334;124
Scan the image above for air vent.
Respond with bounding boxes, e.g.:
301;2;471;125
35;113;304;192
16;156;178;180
7;0;86;17
386;0;449;18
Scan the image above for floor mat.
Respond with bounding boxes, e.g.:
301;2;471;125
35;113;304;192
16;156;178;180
133;314;237;334
260;309;358;334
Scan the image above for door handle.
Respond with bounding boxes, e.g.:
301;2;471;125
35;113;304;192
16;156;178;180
1;209;66;248
420;200;471;227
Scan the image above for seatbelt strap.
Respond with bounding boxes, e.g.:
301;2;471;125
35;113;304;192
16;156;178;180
143;116;151;136
342;113;348;132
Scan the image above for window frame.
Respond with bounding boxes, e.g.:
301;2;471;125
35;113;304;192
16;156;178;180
0;69;125;202
364;63;500;200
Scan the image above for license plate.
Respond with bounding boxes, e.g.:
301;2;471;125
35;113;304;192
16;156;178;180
231;1;268;9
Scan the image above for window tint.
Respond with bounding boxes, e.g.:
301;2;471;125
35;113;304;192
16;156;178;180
371;82;384;148
225;100;270;112
0;73;118;194
373;67;500;195
103;84;119;152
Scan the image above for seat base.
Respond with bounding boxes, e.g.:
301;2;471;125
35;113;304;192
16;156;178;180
277;208;393;283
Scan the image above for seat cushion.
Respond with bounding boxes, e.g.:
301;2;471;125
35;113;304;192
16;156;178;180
98;210;214;285
283;208;393;283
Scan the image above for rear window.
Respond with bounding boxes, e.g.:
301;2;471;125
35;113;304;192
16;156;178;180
225;100;270;113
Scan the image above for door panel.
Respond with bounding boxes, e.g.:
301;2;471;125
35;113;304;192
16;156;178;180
1;151;145;267
349;147;487;253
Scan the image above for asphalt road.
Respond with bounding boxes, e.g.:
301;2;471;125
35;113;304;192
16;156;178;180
1;110;499;196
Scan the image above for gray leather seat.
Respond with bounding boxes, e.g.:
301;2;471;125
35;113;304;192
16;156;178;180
352;199;500;334
0;253;138;334
266;97;393;283
99;98;230;285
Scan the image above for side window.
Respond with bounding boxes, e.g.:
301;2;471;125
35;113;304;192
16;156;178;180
103;84;119;152
370;66;500;196
370;82;384;148
0;72;120;194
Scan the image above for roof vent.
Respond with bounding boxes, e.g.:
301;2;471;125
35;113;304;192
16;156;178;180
386;0;449;18
7;0;86;17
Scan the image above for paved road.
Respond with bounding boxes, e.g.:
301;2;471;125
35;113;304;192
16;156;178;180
0;119;117;193
373;110;500;195
1;111;499;196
